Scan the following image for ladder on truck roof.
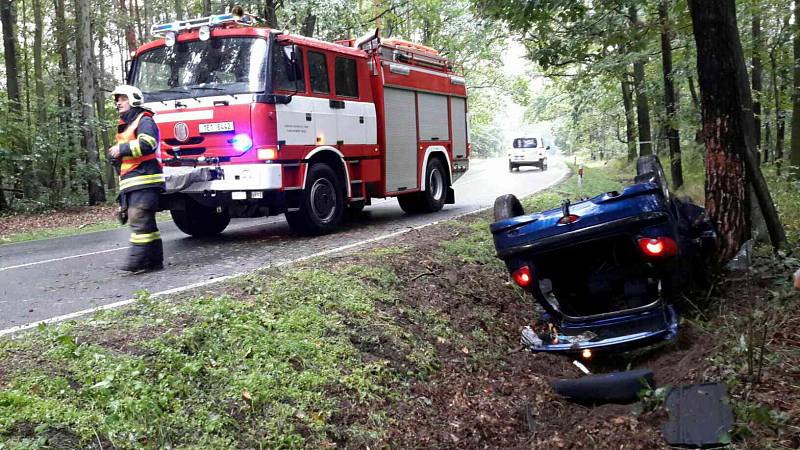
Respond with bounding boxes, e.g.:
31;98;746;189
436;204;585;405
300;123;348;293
151;13;258;37
380;38;450;72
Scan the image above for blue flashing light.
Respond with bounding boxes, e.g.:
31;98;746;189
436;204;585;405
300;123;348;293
232;134;253;152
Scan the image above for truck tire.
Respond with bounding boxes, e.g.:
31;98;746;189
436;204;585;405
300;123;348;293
398;157;448;214
541;159;548;171
635;155;670;200
286;163;344;235
509;161;515;172
171;199;230;237
493;194;525;221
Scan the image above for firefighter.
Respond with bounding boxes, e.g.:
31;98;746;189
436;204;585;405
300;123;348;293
107;85;165;273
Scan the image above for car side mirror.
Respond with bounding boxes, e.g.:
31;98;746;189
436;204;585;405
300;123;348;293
546;146;551;150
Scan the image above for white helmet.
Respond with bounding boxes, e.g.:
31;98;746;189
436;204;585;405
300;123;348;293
112;85;145;107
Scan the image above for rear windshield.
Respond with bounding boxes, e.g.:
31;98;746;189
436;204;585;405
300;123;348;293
513;138;538;148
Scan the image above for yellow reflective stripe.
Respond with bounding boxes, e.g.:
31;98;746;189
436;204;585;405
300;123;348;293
129;140;142;158
119;173;165;190
138;133;157;149
129;231;161;244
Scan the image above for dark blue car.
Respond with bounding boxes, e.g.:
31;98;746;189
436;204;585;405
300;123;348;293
490;156;716;353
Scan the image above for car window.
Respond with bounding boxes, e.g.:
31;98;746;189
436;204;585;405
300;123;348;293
272;45;305;92
308;51;330;94
513;138;538;148
335;57;359;98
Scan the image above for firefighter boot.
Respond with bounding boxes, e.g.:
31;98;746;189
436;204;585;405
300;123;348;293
147;239;164;271
119;243;151;273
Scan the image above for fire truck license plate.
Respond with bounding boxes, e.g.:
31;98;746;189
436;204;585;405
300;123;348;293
199;121;234;133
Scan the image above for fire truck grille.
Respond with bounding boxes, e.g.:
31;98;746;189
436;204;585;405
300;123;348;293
165;137;204;146
165;147;206;156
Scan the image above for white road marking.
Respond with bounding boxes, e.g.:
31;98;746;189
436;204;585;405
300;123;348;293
0;163;568;337
0;247;130;273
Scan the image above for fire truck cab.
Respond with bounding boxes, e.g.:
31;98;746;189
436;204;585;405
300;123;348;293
128;13;470;236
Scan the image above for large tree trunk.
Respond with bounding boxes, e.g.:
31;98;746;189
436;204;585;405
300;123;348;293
75;0;106;204
202;0;211;16
659;0;683;188
621;75;638;161
689;0;786;261
33;0;46;125
0;0;21;108
790;0;800;176
752;9;763;164
1;0;21;210
629;6;653;157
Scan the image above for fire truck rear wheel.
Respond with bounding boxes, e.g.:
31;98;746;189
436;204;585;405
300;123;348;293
398;157;448;214
286;163;344;235
170;200;231;237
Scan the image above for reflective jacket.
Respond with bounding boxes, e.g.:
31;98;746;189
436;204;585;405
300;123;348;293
116;108;164;194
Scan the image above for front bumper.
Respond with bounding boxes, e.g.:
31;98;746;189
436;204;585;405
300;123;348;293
163;163;283;193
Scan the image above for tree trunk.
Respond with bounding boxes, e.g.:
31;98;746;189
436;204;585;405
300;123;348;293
790;0;800;176
119;0;137;54
752;9;763;164
621;75;638;161
33;0;46;125
76;0;106;204
263;0;279;28
0;0;21;108
687;75;700;111
174;0;182;20
659;0;683;188
203;0;211;16
688;0;786;261
301;11;316;37
95;26;116;192
629;6;653;157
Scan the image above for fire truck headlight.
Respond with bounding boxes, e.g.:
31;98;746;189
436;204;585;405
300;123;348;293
199;26;211;41
164;31;176;47
232;134;253;152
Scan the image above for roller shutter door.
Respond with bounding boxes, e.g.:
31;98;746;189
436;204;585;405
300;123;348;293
383;88;418;192
450;97;468;158
417;92;449;141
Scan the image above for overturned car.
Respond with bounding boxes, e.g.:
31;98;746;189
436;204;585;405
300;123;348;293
491;156;716;353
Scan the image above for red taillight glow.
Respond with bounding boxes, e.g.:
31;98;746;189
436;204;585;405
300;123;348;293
512;266;533;288
558;214;580;225
637;237;678;258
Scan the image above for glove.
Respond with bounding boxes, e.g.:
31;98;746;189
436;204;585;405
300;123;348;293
117;207;128;225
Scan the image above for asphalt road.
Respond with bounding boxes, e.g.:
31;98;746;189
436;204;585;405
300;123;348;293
0;156;568;331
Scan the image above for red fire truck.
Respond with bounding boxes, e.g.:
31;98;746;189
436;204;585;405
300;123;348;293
128;12;470;236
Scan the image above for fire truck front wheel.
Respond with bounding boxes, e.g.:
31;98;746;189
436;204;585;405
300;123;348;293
286;163;345;235
170;199;231;237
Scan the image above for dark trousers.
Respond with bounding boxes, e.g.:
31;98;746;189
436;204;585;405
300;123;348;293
121;188;163;269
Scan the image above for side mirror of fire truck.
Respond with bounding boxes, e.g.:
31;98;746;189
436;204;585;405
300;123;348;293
124;59;133;84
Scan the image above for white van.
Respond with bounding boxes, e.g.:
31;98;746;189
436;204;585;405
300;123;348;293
508;137;548;171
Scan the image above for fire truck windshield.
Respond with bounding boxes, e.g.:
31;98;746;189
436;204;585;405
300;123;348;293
132;37;268;101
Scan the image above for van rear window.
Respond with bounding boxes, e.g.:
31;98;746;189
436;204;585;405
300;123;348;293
513;138;538;148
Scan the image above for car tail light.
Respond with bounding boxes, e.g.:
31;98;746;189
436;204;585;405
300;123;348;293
558;214;579;225
512;266;533;288
638;237;678;258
